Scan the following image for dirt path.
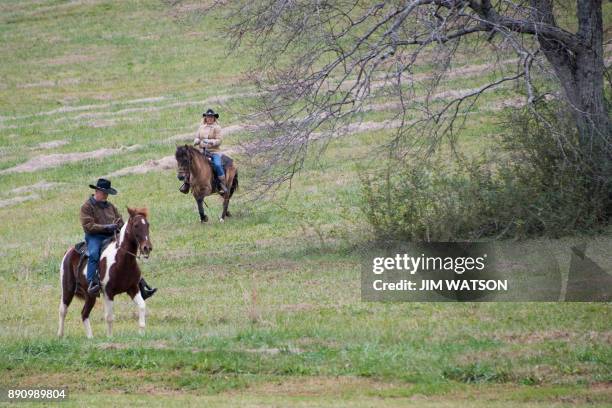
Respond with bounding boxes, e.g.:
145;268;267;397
0;145;141;174
106;156;177;178
0;194;39;208
8;181;64;195
56;91;261;123
1;91;258;123
36;140;69;149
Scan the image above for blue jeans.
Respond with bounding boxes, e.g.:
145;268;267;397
85;233;109;283
210;153;224;177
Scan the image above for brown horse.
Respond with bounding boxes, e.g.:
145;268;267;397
58;207;153;338
175;145;238;223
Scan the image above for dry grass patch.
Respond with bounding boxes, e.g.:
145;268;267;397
36;139;69;149
0;145;141;174
0;194;39;208
232;376;404;397
493;330;612;345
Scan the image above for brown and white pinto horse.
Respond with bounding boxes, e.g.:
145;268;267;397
58;207;153;338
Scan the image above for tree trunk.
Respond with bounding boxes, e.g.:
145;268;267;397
572;0;610;157
572;47;611;162
537;0;611;198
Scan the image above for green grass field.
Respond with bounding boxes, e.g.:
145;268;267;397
1;1;611;406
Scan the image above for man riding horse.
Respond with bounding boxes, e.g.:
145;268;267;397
192;108;229;195
81;178;157;299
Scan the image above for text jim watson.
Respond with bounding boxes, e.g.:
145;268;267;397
372;279;508;291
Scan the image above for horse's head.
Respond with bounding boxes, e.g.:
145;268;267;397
175;145;191;183
127;207;152;258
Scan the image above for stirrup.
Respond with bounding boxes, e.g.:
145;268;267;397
87;280;100;295
217;178;228;194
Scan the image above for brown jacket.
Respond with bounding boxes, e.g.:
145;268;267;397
194;123;222;153
80;196;124;235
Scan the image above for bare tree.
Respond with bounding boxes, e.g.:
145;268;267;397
212;0;610;194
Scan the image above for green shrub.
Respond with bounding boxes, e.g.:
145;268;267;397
361;102;610;241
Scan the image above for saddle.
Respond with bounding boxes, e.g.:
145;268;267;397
74;237;115;274
74;237;114;257
203;151;233;170
203;151;233;192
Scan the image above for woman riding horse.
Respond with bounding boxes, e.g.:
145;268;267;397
193;108;229;194
175;108;238;223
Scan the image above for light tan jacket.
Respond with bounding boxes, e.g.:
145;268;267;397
194;123;222;153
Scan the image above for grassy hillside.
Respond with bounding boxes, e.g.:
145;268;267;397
0;1;610;406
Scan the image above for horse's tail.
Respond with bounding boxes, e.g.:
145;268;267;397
230;170;238;198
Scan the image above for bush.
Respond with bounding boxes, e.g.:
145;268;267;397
361;158;497;241
361;103;610;241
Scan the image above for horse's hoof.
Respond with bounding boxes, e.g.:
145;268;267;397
200;216;208;223
219;217;224;223
225;211;232;217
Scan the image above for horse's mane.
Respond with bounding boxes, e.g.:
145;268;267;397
186;145;207;168
130;207;149;219
176;145;211;180
186;145;201;156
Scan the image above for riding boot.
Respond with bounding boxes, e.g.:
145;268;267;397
87;274;100;295
179;182;190;194
139;278;157;300
217;176;229;195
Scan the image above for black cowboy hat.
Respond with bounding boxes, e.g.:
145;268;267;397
89;178;118;195
202;108;219;119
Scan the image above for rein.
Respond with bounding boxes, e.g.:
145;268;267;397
113;228;140;259
119;246;140;259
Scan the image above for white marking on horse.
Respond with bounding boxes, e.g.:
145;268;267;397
119;221;127;243
58;303;67;337
141;219;146;225
100;223;127;287
83;318;93;339
59;251;67;294
104;293;114;337
58;251;69;337
133;292;146;334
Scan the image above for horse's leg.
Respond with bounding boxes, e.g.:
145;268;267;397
81;296;96;339
103;292;114;337
58;251;75;338
220;196;230;222
196;197;208;223
225;169;236;217
128;286;146;335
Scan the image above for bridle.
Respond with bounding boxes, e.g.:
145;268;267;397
113;218;146;259
119;245;140;259
178;147;193;184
